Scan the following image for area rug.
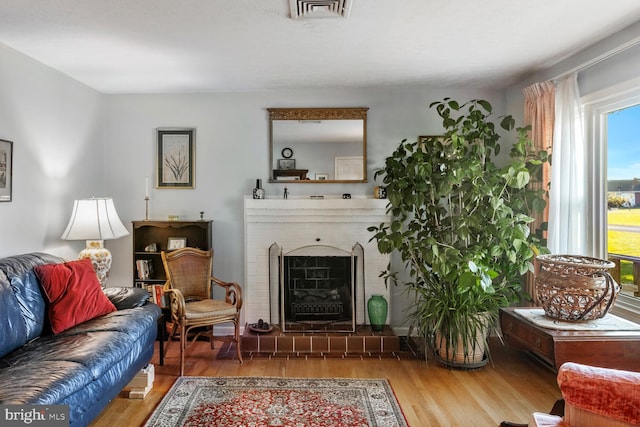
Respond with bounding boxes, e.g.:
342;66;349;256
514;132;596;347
144;376;408;427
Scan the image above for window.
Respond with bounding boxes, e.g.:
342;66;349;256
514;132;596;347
607;104;640;298
583;77;640;322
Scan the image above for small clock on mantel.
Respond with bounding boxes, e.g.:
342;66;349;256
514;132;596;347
281;147;293;159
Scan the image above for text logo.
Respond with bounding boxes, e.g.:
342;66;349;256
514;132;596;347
0;405;68;427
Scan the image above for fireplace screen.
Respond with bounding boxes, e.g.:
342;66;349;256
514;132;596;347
269;243;363;332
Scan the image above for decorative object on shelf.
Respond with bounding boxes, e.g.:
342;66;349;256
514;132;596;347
61;197;129;286
281;147;293;158
283;186;288;199
136;259;154;280
167;237;187;250
535;254;620;321
199;211;204;220
253;179;265;199
157;128;195;189
0;139;13;202
144;243;157;252
374;186;387;199
369;98;550;368
315;173;328;180
168;215;179;221
278;159;296;170
144;176;150;220
367;294;388;331
342;193;351;199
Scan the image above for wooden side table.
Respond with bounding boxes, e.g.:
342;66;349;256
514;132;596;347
500;307;640;371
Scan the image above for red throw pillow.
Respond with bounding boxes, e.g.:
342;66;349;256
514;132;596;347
34;258;117;334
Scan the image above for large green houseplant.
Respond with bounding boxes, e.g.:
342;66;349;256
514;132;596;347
369;98;549;367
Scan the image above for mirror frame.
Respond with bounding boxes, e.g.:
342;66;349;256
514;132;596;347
268;107;368;183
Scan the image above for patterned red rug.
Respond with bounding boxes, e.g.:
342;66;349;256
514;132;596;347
144;376;408;427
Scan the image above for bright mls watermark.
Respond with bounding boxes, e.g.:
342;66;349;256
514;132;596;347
0;405;68;427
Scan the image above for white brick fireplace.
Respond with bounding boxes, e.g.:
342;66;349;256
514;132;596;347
243;196;391;328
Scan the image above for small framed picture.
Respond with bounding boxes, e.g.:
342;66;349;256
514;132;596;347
0;139;13;202
167;237;187;250
278;159;296;170
315;173;329;180
157;128;195;188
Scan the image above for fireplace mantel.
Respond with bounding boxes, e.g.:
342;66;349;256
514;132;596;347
244;196;391;327
245;196;390;222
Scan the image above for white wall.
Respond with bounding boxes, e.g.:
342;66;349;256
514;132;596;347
0;43;105;260
103;87;502;326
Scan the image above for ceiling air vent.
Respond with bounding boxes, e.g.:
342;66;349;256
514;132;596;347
289;0;353;19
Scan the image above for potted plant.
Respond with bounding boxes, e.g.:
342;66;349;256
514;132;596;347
369;98;549;368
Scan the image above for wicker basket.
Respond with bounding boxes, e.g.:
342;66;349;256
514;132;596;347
535;254;620;321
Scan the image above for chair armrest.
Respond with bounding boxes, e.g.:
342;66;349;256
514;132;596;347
164;288;186;321
211;276;243;310
558;362;640;425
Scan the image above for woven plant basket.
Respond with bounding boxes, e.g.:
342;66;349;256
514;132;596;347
535;254;620;321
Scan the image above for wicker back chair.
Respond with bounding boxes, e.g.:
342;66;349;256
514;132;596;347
161;247;242;375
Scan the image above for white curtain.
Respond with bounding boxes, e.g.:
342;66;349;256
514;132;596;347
547;73;589;254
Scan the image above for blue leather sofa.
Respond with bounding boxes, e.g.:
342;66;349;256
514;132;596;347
0;252;161;427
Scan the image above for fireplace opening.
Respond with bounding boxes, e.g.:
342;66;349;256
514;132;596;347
284;255;353;323
269;243;364;332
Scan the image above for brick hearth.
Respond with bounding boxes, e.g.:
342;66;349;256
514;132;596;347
240;325;415;359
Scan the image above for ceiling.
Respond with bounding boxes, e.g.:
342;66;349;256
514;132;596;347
2;0;640;94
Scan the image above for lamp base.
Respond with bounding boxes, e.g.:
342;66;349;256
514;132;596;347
79;240;112;287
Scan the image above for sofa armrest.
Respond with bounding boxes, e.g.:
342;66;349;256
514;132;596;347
103;287;150;310
557;362;640;425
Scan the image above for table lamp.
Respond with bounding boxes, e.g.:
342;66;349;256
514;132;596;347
61;197;129;286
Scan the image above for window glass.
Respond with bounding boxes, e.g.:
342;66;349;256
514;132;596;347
607;103;640;299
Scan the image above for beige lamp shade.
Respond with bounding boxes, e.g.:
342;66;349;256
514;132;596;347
61;197;129;286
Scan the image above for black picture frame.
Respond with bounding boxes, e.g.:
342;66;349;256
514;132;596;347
0;139;13;202
157;128;195;188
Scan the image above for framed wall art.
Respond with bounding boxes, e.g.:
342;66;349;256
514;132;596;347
157;128;195;188
0;139;13;202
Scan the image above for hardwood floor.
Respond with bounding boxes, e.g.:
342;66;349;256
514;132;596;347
90;338;560;427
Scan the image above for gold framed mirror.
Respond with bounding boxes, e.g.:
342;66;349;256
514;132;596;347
268;107;368;183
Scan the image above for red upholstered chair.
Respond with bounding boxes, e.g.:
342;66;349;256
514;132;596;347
504;362;640;427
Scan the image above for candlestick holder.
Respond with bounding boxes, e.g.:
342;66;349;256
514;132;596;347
144;196;150;221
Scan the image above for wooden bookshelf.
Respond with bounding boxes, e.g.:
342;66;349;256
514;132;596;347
131;220;212;288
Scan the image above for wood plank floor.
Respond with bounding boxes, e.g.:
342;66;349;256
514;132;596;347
90;337;560;427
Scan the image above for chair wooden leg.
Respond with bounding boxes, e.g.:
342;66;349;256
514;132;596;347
180;324;186;376
235;319;243;364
